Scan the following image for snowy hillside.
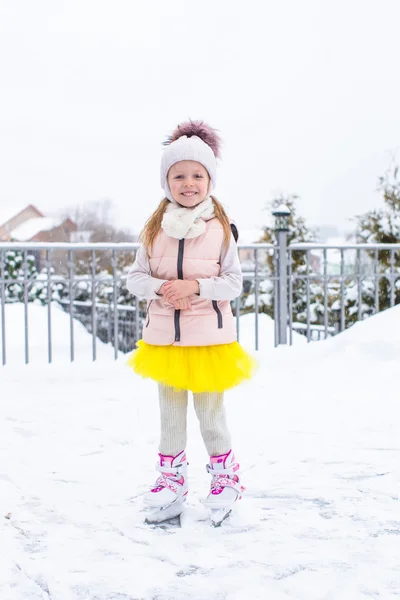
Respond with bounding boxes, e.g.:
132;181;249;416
310;303;400;362
0;305;399;599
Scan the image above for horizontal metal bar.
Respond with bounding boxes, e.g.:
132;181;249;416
0;242;141;251
291;273;394;282
0;241;276;251
58;299;142;312
10;270;389;286
290;242;400;250
1;241;399;252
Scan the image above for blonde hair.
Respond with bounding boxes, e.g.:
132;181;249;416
140;196;232;252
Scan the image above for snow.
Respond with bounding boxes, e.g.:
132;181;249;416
273;204;291;215
304;303;400;362
238;312;307;348
1;304;400;598
10;218;58;242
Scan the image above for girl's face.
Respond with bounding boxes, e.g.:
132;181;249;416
167;161;210;208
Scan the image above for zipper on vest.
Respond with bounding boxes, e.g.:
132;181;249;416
174;239;185;342
212;300;223;329
174;309;181;342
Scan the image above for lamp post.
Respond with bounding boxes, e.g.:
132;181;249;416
272;205;291;345
273;204;291;232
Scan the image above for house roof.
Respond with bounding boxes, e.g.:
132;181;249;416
10;217;58;241
0;203;44;227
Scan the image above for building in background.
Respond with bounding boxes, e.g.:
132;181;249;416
0;204;77;243
0;204;79;269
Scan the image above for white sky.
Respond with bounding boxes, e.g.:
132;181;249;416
1;0;400;236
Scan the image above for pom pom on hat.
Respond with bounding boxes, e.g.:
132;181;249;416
160;120;220;202
164;120;222;159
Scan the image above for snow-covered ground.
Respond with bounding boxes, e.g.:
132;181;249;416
1;304;400;599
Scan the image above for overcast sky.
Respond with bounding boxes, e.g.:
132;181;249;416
1;0;400;237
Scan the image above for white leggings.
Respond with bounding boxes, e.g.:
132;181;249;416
158;384;232;457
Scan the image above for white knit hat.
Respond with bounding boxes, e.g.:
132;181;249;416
160;121;221;202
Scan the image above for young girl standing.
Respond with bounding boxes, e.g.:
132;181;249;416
126;121;255;524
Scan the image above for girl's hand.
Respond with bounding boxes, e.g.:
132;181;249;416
162;280;199;303
157;283;192;310
173;297;192;310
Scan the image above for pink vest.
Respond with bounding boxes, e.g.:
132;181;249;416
142;218;237;346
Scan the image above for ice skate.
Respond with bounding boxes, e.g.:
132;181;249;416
203;450;245;527
144;450;188;525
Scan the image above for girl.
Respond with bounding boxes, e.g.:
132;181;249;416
126;121;255;523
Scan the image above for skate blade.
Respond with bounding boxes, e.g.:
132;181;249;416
210;508;232;527
144;501;184;526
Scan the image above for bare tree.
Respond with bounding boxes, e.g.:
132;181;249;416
60;199;138;272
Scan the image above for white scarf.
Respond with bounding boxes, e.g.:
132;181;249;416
161;197;215;240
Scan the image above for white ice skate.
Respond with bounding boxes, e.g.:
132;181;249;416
144;450;188;525
203;450;245;527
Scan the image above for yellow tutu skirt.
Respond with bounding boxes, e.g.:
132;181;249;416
127;340;257;393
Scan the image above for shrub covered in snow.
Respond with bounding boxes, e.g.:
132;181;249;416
352;160;400;318
0;250;45;303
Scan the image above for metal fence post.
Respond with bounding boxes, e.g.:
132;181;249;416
273;205;291;345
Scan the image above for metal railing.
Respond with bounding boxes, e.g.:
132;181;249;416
1;239;399;365
57;299;145;354
286;242;400;345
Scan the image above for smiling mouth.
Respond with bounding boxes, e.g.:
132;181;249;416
181;192;197;196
